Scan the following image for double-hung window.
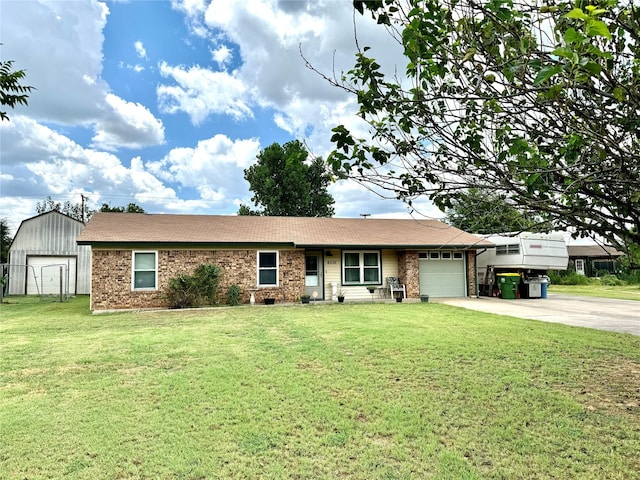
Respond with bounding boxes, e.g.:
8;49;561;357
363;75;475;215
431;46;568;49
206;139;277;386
132;251;157;290
342;251;380;285
257;251;278;287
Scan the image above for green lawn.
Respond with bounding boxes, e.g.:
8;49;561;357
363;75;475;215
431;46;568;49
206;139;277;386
549;283;640;301
1;297;639;479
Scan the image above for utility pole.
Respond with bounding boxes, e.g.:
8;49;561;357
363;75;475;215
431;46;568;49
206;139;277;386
81;194;87;223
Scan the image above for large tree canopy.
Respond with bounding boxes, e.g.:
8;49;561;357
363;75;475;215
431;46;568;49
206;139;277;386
0;55;34;121
240;140;335;217
445;188;549;234
324;0;639;253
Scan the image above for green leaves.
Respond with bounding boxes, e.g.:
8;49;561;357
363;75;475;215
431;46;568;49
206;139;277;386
564;6;611;39
564;8;590;21
539;5;616;86
585;20;611;39
534;65;563;85
462;47;476;63
0;59;34;121
551;46;577;61
242;141;335;217
563;28;583;45
323;0;640;250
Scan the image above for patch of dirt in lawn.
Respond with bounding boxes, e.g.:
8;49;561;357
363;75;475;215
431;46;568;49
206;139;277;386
117;365;149;376
571;359;640;417
296;360;327;372
13;367;49;376
57;364;91;375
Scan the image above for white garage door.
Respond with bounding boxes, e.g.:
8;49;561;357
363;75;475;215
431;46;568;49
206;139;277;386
26;256;77;295
419;251;466;297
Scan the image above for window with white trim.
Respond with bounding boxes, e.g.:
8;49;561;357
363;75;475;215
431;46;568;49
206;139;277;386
342;251;381;284
132;251;157;290
257;251;278;286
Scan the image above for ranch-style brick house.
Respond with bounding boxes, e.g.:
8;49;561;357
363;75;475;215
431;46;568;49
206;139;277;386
77;213;493;311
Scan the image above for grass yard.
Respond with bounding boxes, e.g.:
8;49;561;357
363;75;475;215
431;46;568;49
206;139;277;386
1;297;639;479
549;283;640;301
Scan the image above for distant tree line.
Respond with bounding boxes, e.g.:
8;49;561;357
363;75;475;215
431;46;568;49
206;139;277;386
36;196;145;223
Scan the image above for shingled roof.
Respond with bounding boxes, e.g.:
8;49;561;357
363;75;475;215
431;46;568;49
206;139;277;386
566;245;624;258
77;213;492;249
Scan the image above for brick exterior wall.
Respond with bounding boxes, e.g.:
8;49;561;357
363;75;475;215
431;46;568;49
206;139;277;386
397;251;420;297
90;248;305;311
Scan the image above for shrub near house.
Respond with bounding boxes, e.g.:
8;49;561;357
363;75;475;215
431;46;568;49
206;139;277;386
166;263;222;308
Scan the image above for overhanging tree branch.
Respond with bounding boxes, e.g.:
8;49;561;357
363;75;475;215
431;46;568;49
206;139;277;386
311;0;639;256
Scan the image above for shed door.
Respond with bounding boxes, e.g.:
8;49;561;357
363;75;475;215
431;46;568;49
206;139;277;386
26;256;77;295
419;252;466;297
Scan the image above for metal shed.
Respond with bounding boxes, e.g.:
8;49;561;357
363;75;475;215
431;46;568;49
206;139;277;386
6;211;91;295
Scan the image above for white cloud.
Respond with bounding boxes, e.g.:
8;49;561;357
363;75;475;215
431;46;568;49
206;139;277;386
128;156;179;201
171;0;207;22
0;117;177;230
92;94;165;150
173;0;404;147
134;40;147;59
0;0;110;123
328;180;445;220
0;0;442;232
2;1;166;153
211;44;232;67
157;61;253;124
146;134;261;207
169;0;419;219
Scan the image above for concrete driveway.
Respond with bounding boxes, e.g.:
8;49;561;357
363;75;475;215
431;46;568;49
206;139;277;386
433;294;640;336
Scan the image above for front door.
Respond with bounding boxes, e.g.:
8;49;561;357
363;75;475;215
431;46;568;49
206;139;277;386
304;252;323;299
575;259;585;275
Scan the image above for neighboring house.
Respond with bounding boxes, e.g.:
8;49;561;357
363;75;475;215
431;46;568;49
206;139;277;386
566;245;624;276
6;211;91;295
77;213;493;311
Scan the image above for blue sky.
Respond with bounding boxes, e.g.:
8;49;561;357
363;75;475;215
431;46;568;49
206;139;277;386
0;0;443;234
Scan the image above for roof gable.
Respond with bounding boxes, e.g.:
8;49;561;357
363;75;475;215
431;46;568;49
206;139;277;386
11;211;85;250
77;213;492;249
21;210;84;225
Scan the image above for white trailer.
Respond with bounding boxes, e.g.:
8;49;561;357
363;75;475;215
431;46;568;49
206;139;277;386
476;233;569;298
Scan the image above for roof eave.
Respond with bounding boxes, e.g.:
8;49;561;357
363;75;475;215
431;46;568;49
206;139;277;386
296;243;493;249
77;241;296;248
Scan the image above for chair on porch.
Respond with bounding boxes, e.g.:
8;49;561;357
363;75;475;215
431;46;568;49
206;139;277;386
386;277;406;299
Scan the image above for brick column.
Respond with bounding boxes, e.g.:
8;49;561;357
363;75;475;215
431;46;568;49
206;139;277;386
398;251;420;298
467;250;476;297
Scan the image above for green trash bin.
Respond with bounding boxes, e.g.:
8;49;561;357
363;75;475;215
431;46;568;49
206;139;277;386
497;273;520;299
